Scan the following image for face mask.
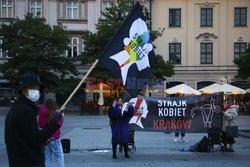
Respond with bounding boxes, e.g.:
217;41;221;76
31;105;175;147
26;90;40;102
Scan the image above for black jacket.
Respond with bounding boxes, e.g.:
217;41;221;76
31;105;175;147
4;96;60;167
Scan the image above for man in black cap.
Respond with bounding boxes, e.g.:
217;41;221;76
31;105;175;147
5;74;63;167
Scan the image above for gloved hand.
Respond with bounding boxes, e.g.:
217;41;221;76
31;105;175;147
128;102;134;106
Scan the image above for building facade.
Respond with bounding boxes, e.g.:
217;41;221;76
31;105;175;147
0;0;119;104
152;0;250;91
0;0;116;60
0;0;249;102
0;0;150;105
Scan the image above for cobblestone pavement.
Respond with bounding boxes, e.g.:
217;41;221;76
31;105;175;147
1;113;250;167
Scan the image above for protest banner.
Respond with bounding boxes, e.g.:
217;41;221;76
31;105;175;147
129;93;223;132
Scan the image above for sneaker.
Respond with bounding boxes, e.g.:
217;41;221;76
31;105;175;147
181;138;188;142
174;138;178;142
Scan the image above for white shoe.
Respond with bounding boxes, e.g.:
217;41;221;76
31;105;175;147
174;138;178;142
181;138;188;142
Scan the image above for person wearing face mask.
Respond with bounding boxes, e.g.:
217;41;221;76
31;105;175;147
5;74;63;167
108;98;134;159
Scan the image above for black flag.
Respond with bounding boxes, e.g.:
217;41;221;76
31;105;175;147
99;2;155;97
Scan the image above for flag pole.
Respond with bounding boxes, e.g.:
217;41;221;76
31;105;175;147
59;59;99;112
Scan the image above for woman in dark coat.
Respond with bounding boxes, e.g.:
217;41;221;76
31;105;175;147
108;98;134;159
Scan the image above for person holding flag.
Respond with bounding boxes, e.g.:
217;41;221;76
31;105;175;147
39;98;65;167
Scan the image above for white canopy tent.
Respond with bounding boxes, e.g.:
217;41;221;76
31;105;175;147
246;88;250;93
199;83;246;94
98;83;104;106
164;84;201;95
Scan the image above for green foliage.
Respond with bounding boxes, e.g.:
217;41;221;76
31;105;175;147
234;43;250;80
0;14;78;92
80;0;174;80
152;55;175;79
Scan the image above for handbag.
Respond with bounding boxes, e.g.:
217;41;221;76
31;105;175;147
61;138;71;153
226;121;238;138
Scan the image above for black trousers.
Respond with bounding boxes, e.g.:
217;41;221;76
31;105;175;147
175;132;185;137
112;144;129;155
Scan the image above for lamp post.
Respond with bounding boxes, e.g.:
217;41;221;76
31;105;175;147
225;76;229;84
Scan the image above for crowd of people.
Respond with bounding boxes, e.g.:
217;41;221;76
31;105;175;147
4;74;240;166
4;74;136;166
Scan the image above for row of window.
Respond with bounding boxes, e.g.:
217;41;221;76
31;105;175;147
0;1;247;26
1;40;247;62
0;0;79;19
0;0;113;19
169;42;247;64
0;0;13;18
0;37;80;58
0;0;42;18
169;7;247;27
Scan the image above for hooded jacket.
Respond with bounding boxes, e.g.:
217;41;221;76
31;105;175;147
4;96;60;167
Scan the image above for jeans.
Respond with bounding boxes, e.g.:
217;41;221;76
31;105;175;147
45;139;64;167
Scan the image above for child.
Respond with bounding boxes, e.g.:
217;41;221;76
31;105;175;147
39;98;64;167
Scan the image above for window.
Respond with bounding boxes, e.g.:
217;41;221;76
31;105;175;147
101;1;114;12
166;81;184;89
169;43;181;64
169;9;181;27
196;81;215;90
0;0;13;18
201;8;213;27
0;39;2;58
200;43;213;64
66;1;78;19
66;38;79;57
0;40;11;58
235;8;247;26
234;42;247;60
29;0;42;17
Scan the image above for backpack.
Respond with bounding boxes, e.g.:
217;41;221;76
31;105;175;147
197;136;210;152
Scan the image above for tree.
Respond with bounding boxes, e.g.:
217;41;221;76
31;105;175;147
0;14;78;92
80;0;174;80
153;55;174;79
234;43;250;80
